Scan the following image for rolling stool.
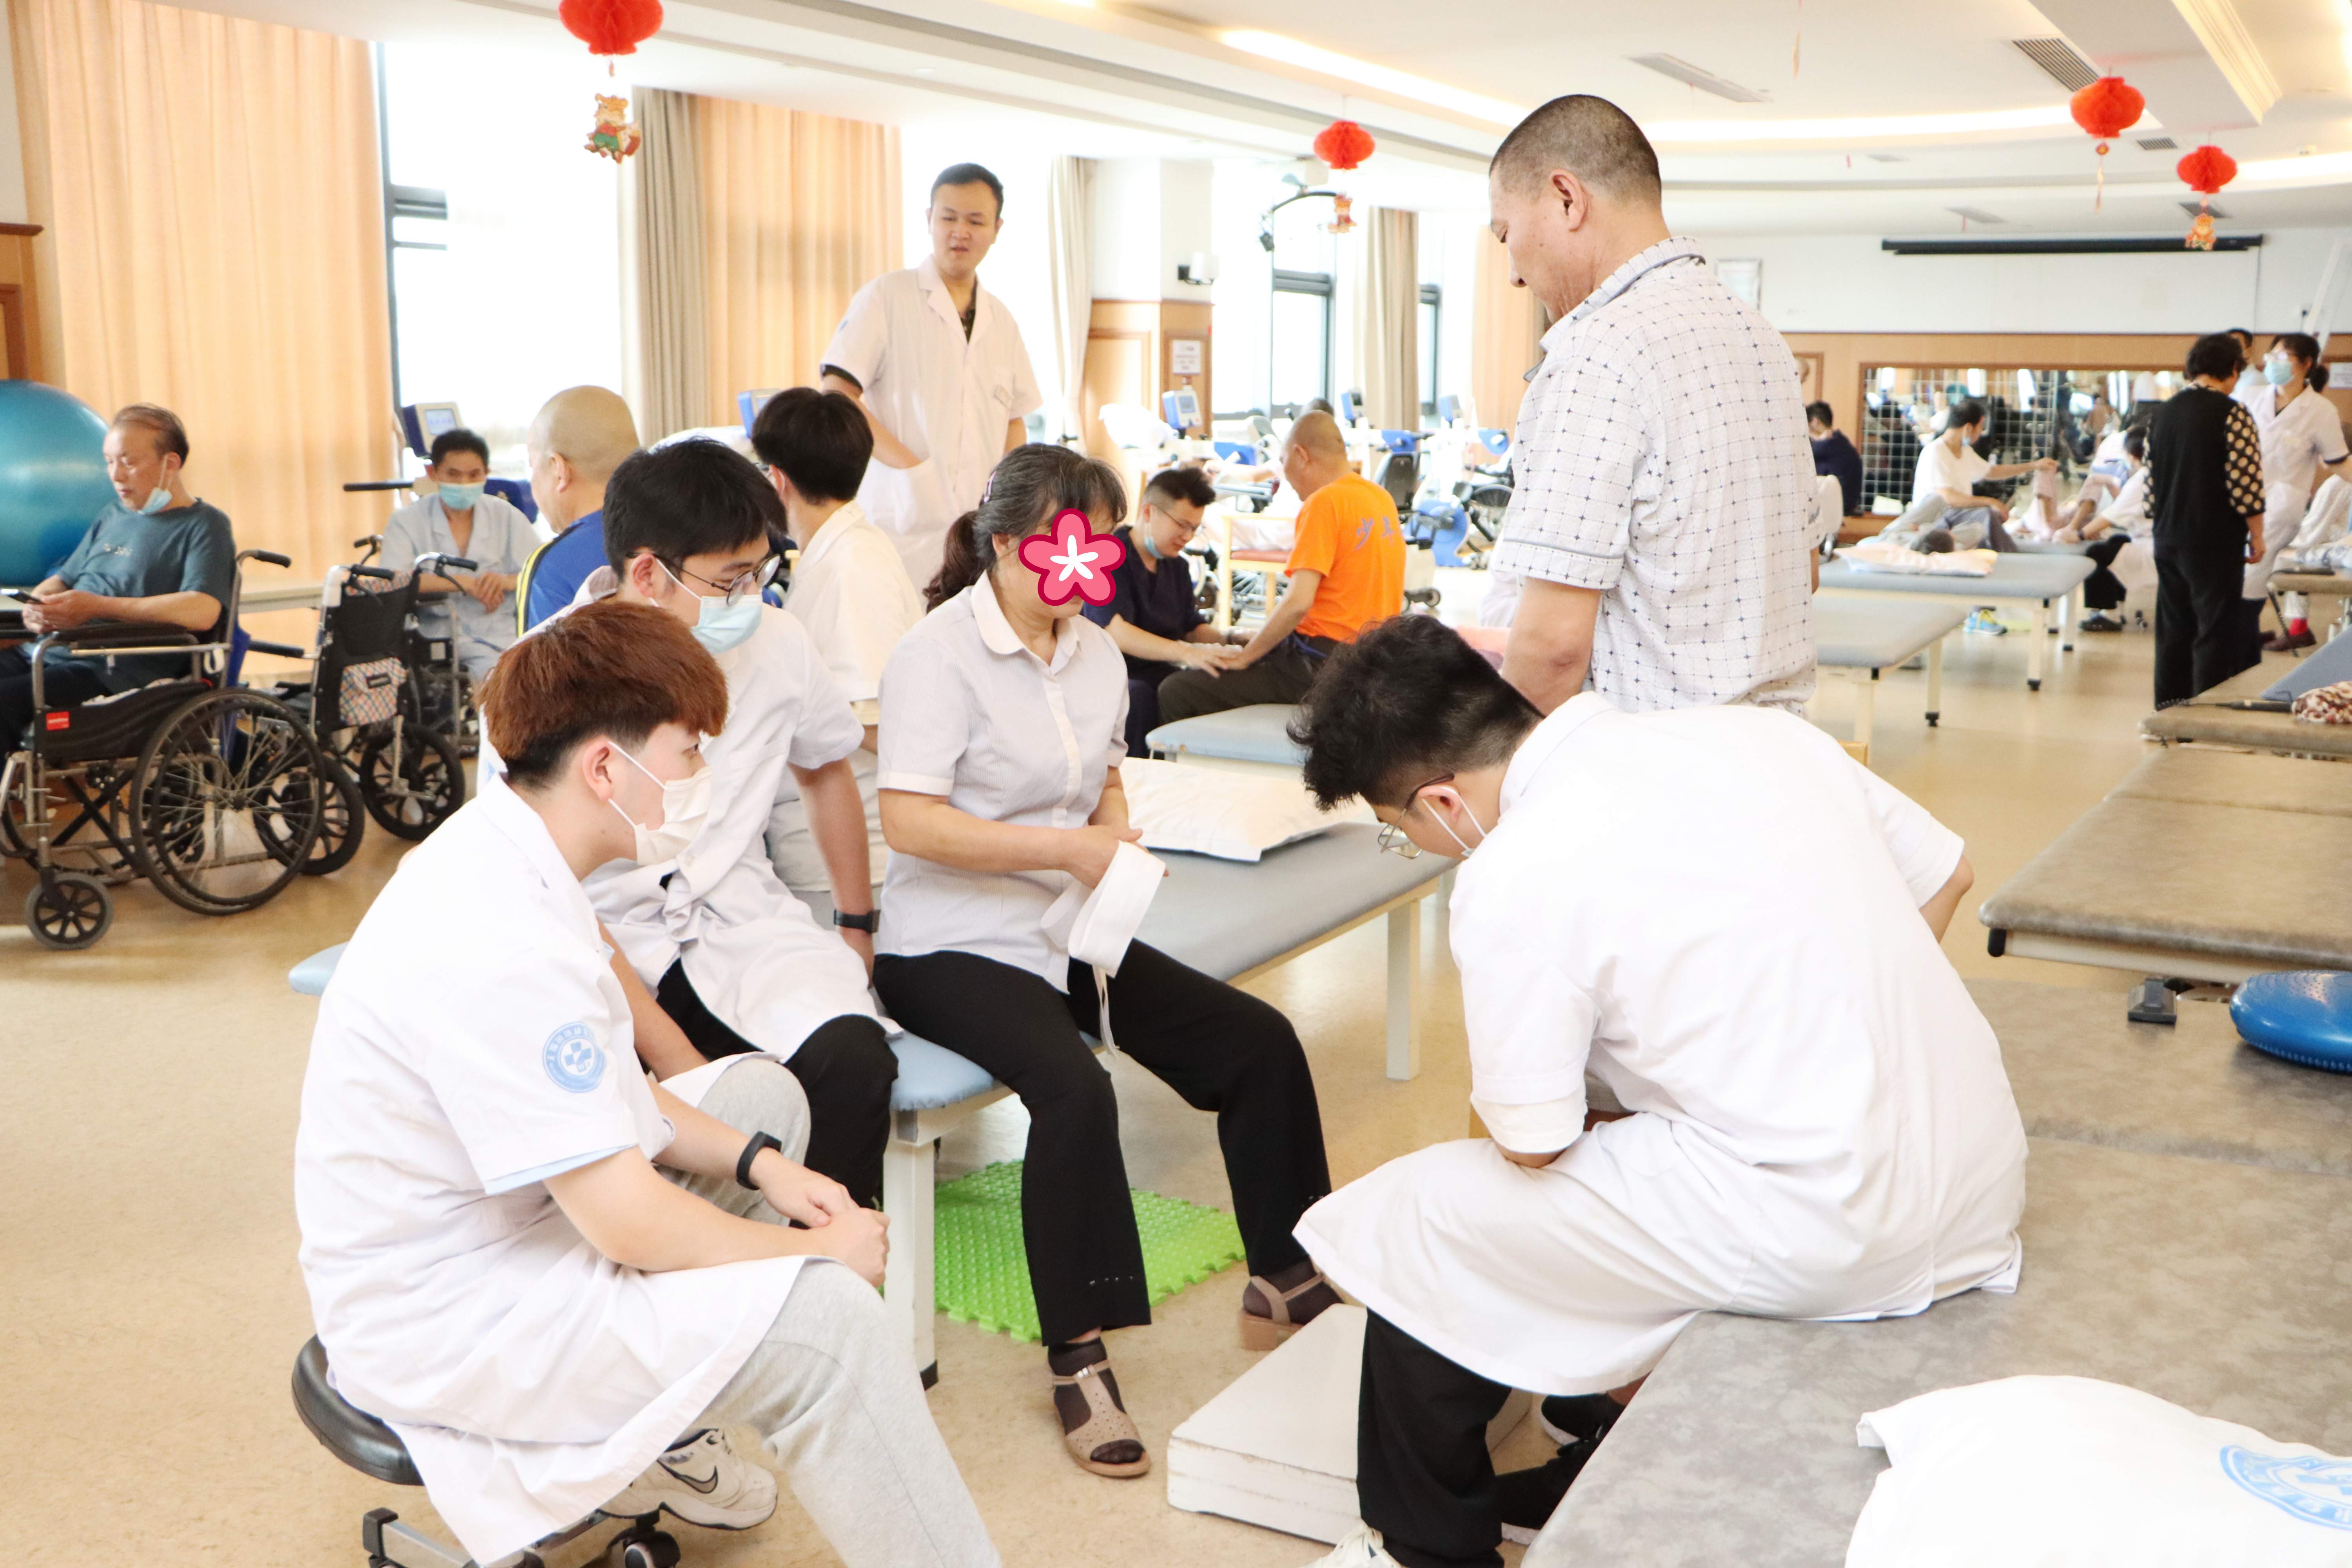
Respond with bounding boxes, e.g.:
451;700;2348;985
292;1337;682;1568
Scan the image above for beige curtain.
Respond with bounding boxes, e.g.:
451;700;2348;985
695;96;900;430
1355;207;1418;431
622;88;708;444
10;0;394;580
1471;223;1546;436
1045;156;1093;441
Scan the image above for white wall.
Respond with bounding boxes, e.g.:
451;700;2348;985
1686;228;2347;336
0;0;30;226
1089;157;1215;301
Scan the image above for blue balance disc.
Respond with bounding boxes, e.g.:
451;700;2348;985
0;381;115;586
2230;971;2352;1074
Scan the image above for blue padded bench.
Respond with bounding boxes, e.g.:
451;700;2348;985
1146;703;1307;773
288;822;1441;1383
1811;597;1971;750
1818;552;2096;690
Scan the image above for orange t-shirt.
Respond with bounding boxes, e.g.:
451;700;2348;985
1285;472;1406;643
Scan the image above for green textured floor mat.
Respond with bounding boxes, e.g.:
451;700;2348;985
932;1160;1245;1343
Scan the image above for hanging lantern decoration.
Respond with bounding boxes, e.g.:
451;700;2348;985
559;0;664;66
2177;145;2237;250
2068;76;2144;212
1312;119;1376;173
587;94;643;162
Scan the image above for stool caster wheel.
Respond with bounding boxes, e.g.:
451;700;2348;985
1926;713;1940;727
607;1526;681;1568
2027;679;2042;691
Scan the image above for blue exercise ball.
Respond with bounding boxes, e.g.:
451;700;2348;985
0;381;116;586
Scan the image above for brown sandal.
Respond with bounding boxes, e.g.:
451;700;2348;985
1239;1270;1336;1351
1051;1358;1151;1478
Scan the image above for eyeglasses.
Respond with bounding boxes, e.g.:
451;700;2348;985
666;555;782;606
1373;773;1455;859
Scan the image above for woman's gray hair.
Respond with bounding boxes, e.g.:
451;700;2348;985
926;445;1128;610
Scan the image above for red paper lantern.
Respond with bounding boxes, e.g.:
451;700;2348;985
1313;120;1376;172
559;0;663;60
2069;76;2143;212
2177;145;2237;250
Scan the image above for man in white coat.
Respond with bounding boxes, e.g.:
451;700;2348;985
560;439;899;1210
296;599;996;1568
1285;616;2028;1568
821;163;1042;594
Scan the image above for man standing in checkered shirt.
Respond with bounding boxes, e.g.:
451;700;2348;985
1482;95;1817;715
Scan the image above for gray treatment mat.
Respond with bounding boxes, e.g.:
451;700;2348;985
2104;746;2352;818
2141;658;2352;756
1526;1138;2352;1567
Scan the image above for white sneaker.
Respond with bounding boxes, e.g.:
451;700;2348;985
603;1429;777;1530
1300;1524;1405;1566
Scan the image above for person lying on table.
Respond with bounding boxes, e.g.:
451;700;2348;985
1286;615;2027;1568
295;598;996;1568
1081;464;1249;756
1155;410;1404;724
872;443;1338;1481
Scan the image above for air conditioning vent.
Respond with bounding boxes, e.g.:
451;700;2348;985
2138;136;2179;151
1949;206;2008;225
1866;153;1908;163
2010;37;2100;92
1627;54;1769;103
2182;200;2229;220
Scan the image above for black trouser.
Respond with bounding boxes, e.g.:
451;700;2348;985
0;648;107;748
2154;550;2253;707
1155;635;1333;724
1123;671;1171;759
2237;596;2269;671
655;961;896;1209
873;942;1330;1346
1359;1312;1513;1568
2080;534;2130;610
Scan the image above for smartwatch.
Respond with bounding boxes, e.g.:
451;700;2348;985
735;1131;782;1191
832;908;878;933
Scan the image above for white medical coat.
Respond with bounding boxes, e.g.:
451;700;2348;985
294;776;804;1564
1295;697;2027;1397
2240;383;2351;597
822;256;1042;591
565;583;877;1060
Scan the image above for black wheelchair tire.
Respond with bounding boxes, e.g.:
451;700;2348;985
128;688;325;916
357;725;465;842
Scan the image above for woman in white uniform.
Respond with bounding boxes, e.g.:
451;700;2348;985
560;440;898;1210
294;599;996;1568
2242;334;2351;651
872;444;1338;1479
379;427;539;683
1284;616;2027;1568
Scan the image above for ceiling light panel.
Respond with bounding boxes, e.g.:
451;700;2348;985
1217;29;1530;126
1627;54;1769;103
1948;205;2008;223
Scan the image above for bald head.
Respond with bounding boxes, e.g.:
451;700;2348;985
1491;94;1662;207
1281;410;1352;497
527;386;640;531
1285;410;1347;462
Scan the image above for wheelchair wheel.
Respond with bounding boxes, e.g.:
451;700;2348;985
127;688;328;915
357;725;464;841
26;871;112;949
258;752;364;876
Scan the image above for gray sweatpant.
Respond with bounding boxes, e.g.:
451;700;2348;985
675;1058;1000;1568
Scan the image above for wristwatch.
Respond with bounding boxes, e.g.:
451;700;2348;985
832;908;879;933
735;1131;782;1191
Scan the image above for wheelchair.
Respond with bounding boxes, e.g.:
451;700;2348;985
270;550;475;851
2;550;337;949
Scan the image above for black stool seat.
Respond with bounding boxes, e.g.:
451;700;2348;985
293;1336;421;1487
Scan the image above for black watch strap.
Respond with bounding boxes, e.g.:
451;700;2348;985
735;1131;783;1191
832;908;878;933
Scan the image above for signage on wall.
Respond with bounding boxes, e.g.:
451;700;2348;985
1170;339;1204;376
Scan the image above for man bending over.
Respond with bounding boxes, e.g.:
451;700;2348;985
1286;615;2027;1568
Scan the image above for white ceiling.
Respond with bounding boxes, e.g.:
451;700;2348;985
180;0;2352;235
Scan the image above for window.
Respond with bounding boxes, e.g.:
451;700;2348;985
1417;283;1441;419
1270;269;1332;414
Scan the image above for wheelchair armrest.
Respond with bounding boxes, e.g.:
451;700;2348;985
36;620;201;651
245;639;308;659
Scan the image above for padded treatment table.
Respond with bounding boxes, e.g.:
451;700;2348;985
2105;745;2352;819
1811;597;1971;747
2140;658;2352;758
1525;1137;2352;1567
1147;703;1307;775
1978;792;2352;982
1818;553;2096;690
2270;569;2352;640
1972;977;2352;1178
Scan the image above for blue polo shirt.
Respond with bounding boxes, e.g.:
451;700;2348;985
520;509;604;632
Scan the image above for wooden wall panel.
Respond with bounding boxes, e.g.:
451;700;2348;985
0;223;47;380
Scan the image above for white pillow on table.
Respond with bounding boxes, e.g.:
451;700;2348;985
1119;756;1369;862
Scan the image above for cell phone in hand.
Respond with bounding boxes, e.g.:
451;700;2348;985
2;588;36;603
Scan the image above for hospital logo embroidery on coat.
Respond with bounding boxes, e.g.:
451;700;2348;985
542;1022;607;1094
2220;1445;2352;1530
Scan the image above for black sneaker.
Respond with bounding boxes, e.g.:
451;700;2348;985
2078;613;2124;633
1535;1392;1622;1446
1497;1437;1602;1545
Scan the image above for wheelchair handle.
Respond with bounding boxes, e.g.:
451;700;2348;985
240;550;292;569
345;565;396;582
342;481;413;493
245;639;307;659
417;553;479;575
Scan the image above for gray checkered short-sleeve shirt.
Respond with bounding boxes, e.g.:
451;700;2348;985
1492;238;1817;712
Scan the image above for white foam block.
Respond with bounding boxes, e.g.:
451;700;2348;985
1167;1305;1529;1544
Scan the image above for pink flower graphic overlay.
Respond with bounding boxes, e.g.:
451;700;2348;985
1016;508;1127;606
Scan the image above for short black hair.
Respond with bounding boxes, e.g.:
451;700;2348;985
1946;399;1988;434
2186;332;2245;382
1491;94;1662;205
602;439;782;577
1143;466;1217;510
1804;401;1835;429
2272;332;2322;369
2124;427;2147;461
429;427;490;468
1289;615;1541;810
2226;327;2254;346
750;387;872;506
930;163;1004;217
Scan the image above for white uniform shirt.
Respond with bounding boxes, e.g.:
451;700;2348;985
1912;437;1993;505
295;776;804;1564
381;494;539;680
2241;382;2350;505
822;257;1043;591
876;577;1128;989
1488;237;1816;713
768;500;925;893
2096;466;2152;537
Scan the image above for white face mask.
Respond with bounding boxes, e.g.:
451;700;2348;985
138;465;178;515
607;744;713;864
1419;791;1489;860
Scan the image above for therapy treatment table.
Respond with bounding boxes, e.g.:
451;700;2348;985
1818;553;2096;690
1811;597;1971;749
